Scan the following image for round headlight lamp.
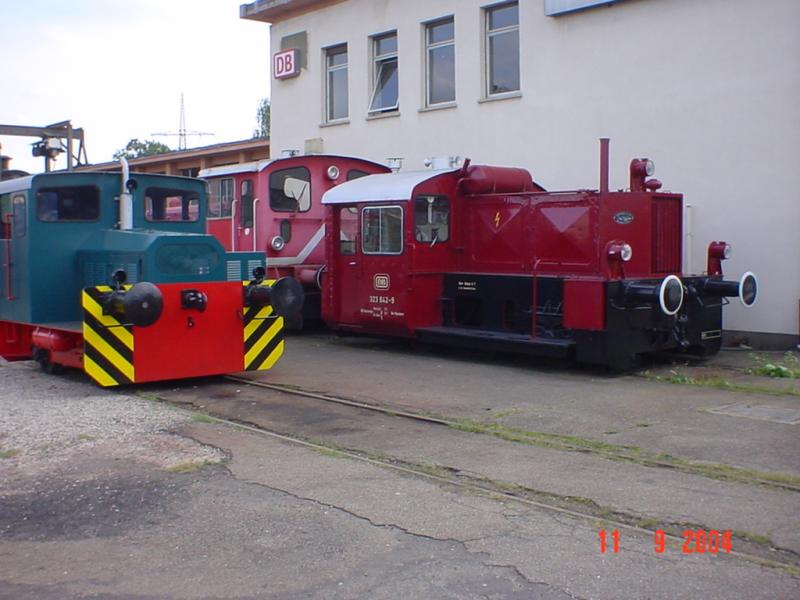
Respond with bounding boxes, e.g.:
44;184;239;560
326;165;340;180
620;243;633;262
645;159;655;177
270;235;286;251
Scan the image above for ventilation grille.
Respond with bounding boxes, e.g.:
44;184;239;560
651;198;682;273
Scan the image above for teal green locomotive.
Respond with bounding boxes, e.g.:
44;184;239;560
0;163;302;386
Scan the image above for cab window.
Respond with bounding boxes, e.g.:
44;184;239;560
339;207;358;255
240;179;254;227
145;187;199;222
414;195;449;243
270;167;311;212
362;205;403;254
37;186;100;221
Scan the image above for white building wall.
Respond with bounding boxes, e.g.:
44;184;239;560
266;0;800;338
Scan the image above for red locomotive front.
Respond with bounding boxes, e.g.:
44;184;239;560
320;140;756;369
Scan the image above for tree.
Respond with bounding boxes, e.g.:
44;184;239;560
114;138;172;160
252;98;270;139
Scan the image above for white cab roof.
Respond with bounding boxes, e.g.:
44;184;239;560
321;169;457;205
199;159;272;178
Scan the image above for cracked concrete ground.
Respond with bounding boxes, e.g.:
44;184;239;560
2;339;800;598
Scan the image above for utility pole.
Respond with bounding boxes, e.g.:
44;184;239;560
152;93;214;150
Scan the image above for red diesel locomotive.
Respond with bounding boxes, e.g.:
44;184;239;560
200;154;390;322
320;140;757;369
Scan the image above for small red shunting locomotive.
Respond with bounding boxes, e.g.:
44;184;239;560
320;140;757;369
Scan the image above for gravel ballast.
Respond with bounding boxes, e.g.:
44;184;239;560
0;359;224;486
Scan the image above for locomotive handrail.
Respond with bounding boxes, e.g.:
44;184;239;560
231;199;238;251
3;215;14;300
252;197;259;252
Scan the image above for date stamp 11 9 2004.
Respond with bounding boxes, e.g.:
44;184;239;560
598;529;733;555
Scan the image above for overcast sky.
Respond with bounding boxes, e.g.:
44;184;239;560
0;0;270;173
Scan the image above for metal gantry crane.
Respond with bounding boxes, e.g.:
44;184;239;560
0;120;88;176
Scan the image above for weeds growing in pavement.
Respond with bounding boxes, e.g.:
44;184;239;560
748;352;800;379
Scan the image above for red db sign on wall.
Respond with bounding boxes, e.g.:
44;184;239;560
273;49;301;80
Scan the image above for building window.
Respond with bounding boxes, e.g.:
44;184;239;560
485;2;520;96
425;18;455;106
369;32;399;114
362;205;403;254
325;44;348;122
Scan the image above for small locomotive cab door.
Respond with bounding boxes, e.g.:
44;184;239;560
356;203;408;333
335;206;361;324
0;193;25;303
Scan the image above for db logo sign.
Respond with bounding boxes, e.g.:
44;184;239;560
373;274;390;290
273;49;300;79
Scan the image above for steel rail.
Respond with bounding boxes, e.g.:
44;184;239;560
188;408;800;574
223;375;800;494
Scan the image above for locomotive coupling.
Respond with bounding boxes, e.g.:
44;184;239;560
103;282;164;327
696;272;758;307
623;275;684;316
244;276;305;318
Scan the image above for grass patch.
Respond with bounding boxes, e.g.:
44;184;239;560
136;391;161;402
313;447;344;459
450;419;800;490
191;412;216;424
0;448;21;459
166;459;221;473
645;370;799;398
76;433;96;442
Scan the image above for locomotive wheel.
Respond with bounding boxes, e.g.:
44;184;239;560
33;347;63;375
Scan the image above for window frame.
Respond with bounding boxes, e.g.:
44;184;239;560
36;185;101;222
324;44;349;123
368;31;400;115
413;195;450;244
239;179;255;228
424;16;456;107
269;166;312;213
361;204;404;255
143;186;200;223
484;1;520;98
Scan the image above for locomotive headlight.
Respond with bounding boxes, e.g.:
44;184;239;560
645;159;655;177
326;165;340;180
708;241;731;260
271;235;286;251
607;242;633;262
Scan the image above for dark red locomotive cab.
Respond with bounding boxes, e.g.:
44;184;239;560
321;142;757;369
201;155;390;322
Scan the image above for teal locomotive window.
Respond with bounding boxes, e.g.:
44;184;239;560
155;243;219;275
414;195;449;243
270;167;311;212
12;195;26;238
37;186;100;221
145;187;199;222
362;205;403;254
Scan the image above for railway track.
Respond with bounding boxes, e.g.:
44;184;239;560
167;379;800;575
224;375;800;494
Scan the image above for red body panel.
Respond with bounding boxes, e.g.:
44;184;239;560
563;280;606;331
133;282;245;383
